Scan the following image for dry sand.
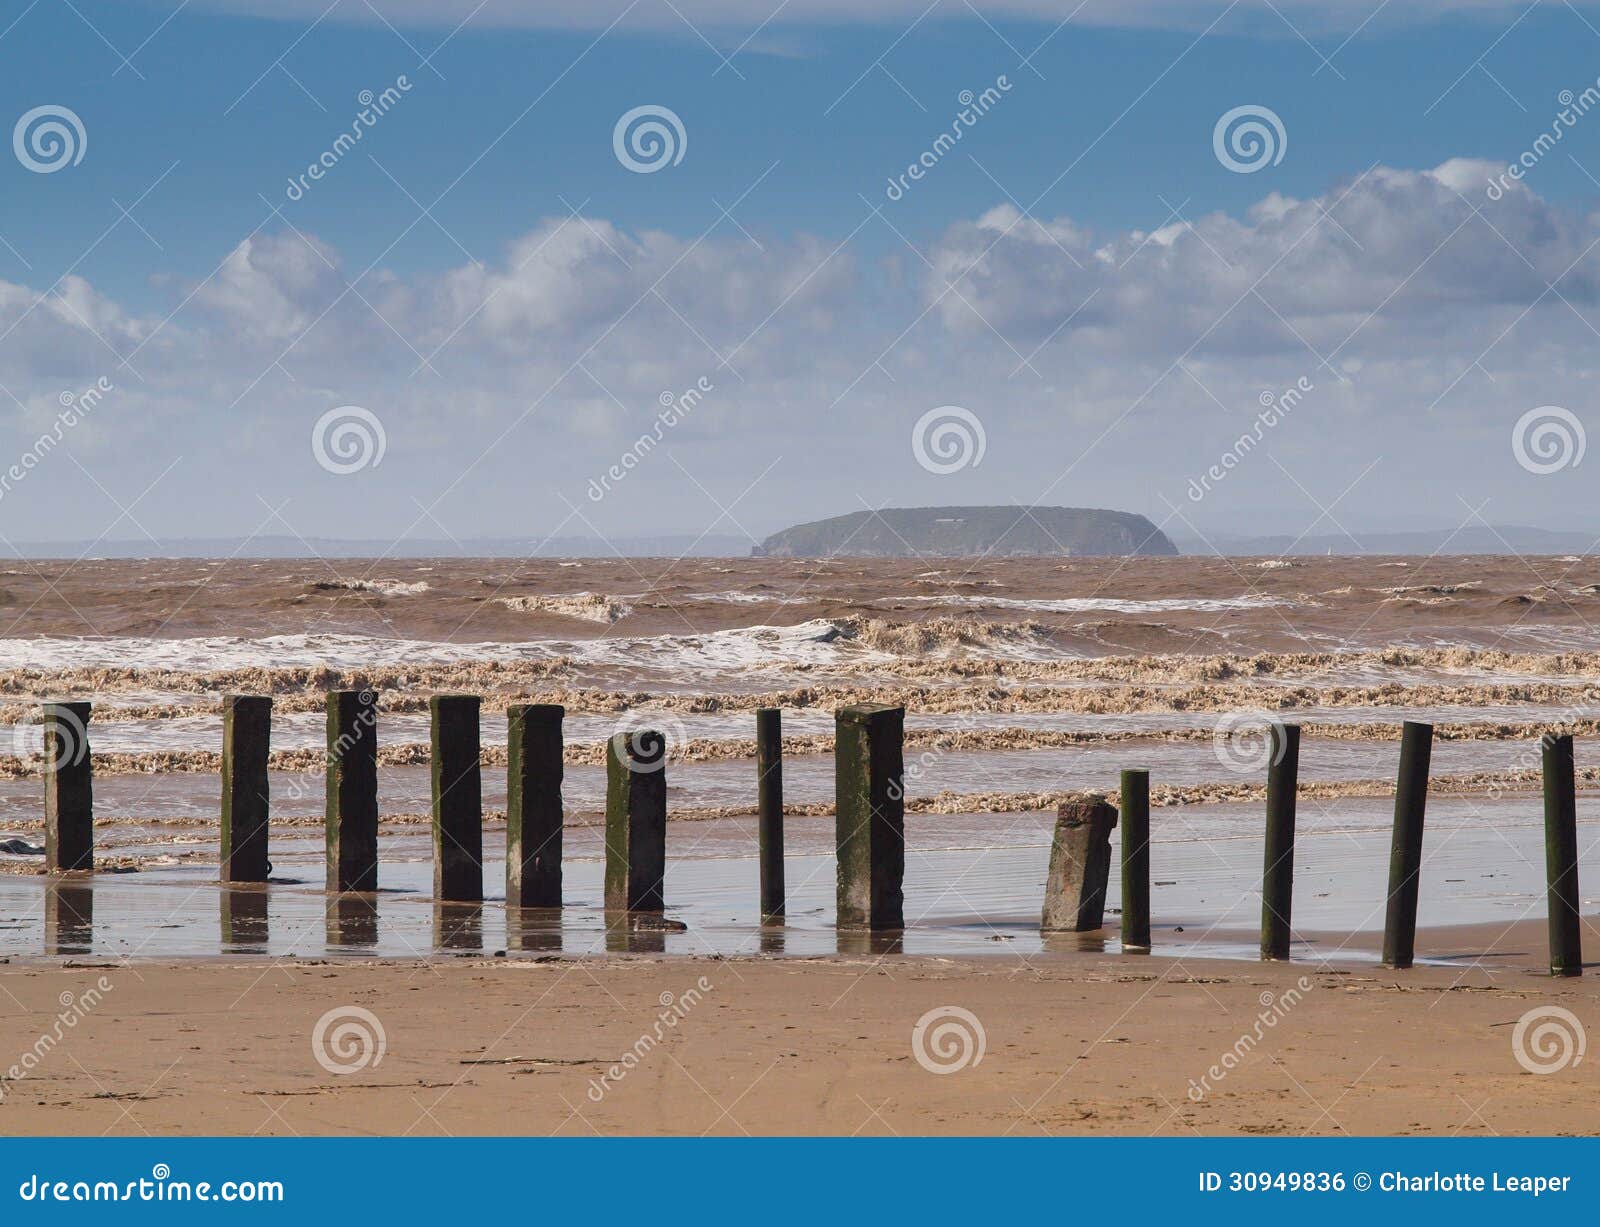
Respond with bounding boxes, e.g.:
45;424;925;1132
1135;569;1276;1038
1;919;1595;1136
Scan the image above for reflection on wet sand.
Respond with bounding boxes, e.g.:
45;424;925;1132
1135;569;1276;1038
220;886;269;948
1039;929;1111;956
758;926;786;955
44;878;92;955
433;902;483;951
326;894;379;948
604;910;689;954
837;929;904;956
506;906;563;954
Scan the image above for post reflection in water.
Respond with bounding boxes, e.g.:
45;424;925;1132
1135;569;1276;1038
44;878;93;956
505;906;563;954
433;902;483;951
836;929;904;956
758;925;786;955
325;893;379;948
604;911;667;954
220;886;270;948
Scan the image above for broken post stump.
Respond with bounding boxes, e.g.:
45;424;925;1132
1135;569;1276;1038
430;694;483;902
220;694;273;883
1260;722;1301;961
1543;733;1582;978
1120;769;1151;950
1042;794;1118;932
835;703;905;931
325;689;379;893
506;703;564;909
1382;720;1433;970
757;707;785;922
43;701;92;872
605;730;667;912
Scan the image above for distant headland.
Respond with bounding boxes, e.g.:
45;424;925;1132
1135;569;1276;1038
755;506;1178;558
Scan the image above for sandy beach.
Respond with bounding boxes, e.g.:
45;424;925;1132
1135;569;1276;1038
2;917;1596;1137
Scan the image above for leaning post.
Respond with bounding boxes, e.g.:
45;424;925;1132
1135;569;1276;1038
1381;720;1433;969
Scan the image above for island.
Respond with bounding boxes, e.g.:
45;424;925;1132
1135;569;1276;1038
755;506;1179;558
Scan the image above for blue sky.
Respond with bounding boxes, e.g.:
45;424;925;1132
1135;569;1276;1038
3;0;1600;548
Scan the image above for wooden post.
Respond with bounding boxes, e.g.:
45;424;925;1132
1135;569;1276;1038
506;703;564;908
757;707;785;922
835;703;905;931
43;701;92;872
605;730;667;912
1542;733;1582;977
220;695;272;883
430;694;483;902
325;689;378;893
1120;768;1151;951
1382;720;1433;969
1260;722;1301;961
1041;794;1118;932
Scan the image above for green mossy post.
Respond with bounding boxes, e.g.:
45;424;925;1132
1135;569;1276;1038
757;707;785;922
1542;733;1582;977
834;703;906;931
43;701;92;872
220;695;272;883
325;689;378;893
506;703;564;908
604;731;668;912
1260;723;1301;961
1382;720;1433;970
429;694;482;902
1120;769;1151;951
1041;795;1118;932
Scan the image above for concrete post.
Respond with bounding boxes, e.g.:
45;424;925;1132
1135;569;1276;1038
1041;794;1118;932
834;703;906;931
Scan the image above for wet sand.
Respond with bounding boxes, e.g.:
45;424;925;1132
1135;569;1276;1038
1;925;1595;1136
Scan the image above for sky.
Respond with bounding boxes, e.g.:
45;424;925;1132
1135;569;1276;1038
2;0;1600;550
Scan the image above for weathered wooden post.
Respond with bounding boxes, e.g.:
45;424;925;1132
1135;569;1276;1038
1120;768;1151;951
1261;722;1301;961
430;694;482;902
1542;733;1582;977
506;703;564;908
43;701;92;872
605;730;668;912
835;703;906;931
325;689;378;893
1382;720;1433;969
757;707;785;922
220;695;272;883
1042;794;1118;932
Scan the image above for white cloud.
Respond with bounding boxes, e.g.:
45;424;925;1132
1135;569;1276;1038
1;159;1598;539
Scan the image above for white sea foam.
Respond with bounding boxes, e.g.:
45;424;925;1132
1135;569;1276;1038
905;594;1295;614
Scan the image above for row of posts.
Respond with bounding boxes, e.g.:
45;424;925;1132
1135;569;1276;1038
36;699;1587;970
